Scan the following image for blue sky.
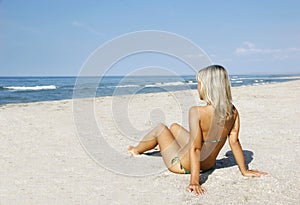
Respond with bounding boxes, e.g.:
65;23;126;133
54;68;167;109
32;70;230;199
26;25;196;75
1;0;300;76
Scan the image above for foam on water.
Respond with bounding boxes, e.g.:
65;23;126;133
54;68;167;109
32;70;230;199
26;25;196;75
4;85;57;91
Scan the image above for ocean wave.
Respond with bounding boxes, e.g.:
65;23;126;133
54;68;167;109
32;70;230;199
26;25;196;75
254;80;264;83
3;85;57;91
231;80;243;84
114;84;140;88
252;82;267;86
144;81;196;88
238;76;299;80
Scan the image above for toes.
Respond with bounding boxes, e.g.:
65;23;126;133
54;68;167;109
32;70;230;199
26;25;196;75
127;146;139;156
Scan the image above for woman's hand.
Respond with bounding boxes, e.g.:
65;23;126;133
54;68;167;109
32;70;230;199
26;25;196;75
242;169;269;177
186;184;207;195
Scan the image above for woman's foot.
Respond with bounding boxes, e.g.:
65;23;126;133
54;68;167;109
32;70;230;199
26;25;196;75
128;146;140;156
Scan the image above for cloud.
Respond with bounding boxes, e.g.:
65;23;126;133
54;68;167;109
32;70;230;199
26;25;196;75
236;42;282;55
235;42;300;59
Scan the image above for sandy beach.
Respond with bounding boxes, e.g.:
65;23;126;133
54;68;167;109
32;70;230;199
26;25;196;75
1;80;299;205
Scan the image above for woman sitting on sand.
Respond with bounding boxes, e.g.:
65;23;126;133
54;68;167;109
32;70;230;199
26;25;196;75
128;65;268;195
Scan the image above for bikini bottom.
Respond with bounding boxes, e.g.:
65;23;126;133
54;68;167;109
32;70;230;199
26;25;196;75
171;156;216;174
171;156;190;174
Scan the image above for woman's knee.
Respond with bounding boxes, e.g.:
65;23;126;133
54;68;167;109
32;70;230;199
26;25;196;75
169;123;180;132
157;122;167;129
155;123;168;135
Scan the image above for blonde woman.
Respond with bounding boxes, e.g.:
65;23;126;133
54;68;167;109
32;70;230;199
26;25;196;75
128;65;268;195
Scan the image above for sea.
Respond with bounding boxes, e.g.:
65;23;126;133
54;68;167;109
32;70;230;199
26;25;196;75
0;74;299;105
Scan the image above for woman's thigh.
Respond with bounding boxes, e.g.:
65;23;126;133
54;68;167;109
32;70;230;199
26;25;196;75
156;124;184;173
170;123;190;147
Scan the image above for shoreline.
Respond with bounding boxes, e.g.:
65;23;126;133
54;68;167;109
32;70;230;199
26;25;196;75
0;79;299;204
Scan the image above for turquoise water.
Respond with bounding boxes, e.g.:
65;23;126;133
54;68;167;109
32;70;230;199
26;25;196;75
0;74;299;105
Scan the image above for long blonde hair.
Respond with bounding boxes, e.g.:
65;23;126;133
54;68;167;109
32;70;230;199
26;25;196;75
196;65;233;120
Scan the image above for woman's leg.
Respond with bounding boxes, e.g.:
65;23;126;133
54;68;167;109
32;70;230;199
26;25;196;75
128;123;164;156
169;123;191;172
169;123;190;147
128;123;185;173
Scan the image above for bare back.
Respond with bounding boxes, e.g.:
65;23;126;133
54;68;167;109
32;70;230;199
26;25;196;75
199;105;237;167
181;105;237;170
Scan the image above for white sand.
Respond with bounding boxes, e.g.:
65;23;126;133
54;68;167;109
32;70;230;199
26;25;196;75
0;80;299;204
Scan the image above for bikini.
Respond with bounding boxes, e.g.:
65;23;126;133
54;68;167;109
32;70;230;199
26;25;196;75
171;137;227;174
171;156;191;174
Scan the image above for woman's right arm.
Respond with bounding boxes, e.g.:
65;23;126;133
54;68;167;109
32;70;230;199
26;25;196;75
186;106;207;195
228;110;268;177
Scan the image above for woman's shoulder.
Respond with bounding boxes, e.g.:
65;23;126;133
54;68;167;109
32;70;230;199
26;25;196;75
189;105;214;119
190;105;212;111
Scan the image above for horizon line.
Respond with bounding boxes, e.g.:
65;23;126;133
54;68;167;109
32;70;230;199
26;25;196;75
1;72;300;78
